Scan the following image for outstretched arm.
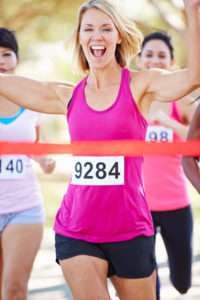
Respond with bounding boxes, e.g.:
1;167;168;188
182;103;200;193
0;74;74;115
142;0;200;103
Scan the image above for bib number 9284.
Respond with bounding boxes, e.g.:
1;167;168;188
71;156;124;186
0;156;26;179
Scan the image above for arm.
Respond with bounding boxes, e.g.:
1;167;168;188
182;103;200;193
141;1;200;104
149;96;197;139
0;74;74;115
32;126;56;174
148;110;189;139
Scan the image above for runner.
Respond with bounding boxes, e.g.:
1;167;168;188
182;102;200;193
136;31;197;299
0;1;200;299
0;28;55;300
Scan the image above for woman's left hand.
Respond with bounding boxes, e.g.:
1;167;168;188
37;156;56;174
148;110;171;127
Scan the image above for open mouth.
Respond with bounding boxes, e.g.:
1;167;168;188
0;68;6;73
90;46;106;57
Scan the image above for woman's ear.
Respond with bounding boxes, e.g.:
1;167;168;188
117;35;122;45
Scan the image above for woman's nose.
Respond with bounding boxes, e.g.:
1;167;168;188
151;56;161;65
91;31;103;41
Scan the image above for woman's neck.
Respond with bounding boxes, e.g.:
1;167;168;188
87;63;122;90
0;95;21;117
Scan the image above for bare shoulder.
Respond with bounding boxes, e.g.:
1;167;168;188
129;68;167;97
129;68;170;116
44;80;75;114
129;69;148;102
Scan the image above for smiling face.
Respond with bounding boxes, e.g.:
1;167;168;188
79;8;121;71
0;46;18;74
137;39;174;70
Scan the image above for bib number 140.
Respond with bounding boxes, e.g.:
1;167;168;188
0;156;26;179
71;156;124;186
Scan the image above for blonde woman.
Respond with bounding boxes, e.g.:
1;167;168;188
0;1;200;299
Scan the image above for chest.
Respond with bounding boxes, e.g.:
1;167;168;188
84;85;120;111
0;111;39;142
68;93;146;142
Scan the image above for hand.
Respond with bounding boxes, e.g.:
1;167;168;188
38;156;56;174
148;110;171;126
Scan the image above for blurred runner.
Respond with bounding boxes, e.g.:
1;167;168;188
0;28;55;300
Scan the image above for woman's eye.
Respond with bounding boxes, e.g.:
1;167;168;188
84;28;93;32
103;28;111;32
3;53;12;57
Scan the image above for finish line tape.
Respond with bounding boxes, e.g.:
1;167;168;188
0;140;200;156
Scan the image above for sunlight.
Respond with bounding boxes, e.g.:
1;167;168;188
116;0;147;18
172;0;184;9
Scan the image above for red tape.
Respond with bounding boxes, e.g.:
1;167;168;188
0;140;200;156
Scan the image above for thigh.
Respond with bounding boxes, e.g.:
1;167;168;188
111;270;156;300
60;255;111;300
56;234;111;300
2;223;43;283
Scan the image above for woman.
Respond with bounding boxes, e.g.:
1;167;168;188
182;102;200;193
0;0;200;299
0;28;55;300
136;31;197;299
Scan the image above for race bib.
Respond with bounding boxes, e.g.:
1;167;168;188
146;126;173;142
71;156;124;186
0;155;26;179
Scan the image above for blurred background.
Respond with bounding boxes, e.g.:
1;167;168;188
0;0;199;226
1;1;200;299
1;0;199;142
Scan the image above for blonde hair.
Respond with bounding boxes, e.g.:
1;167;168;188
66;0;143;75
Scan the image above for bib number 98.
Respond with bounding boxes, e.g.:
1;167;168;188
146;126;173;143
72;156;124;185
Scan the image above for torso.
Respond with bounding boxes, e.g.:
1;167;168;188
143;101;191;211
54;67;154;242
0;109;43;214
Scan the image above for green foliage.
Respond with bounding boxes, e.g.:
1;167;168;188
0;0;188;71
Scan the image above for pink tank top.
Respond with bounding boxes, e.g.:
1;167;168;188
143;102;191;211
54;68;154;243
